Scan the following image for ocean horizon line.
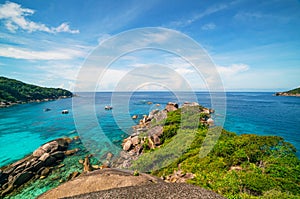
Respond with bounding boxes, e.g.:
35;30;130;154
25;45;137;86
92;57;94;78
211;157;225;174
73;90;279;93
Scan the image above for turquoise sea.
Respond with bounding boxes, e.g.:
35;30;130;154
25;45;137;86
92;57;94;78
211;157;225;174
1;92;300;168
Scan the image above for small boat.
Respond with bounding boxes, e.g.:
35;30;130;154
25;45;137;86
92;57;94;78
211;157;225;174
104;105;113;110
62;110;69;114
44;108;51;112
104;106;113;110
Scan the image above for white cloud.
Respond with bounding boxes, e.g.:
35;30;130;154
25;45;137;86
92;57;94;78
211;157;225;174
174;68;194;75
201;23;216;30
38;63;80;80
0;46;86;60
168;3;229;28
234;11;290;23
217;63;249;77
97;68;128;90
0;1;79;34
54;23;79;34
234;12;263;20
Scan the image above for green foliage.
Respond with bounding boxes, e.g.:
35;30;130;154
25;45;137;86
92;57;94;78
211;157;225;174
285;87;300;95
133;170;139;176
161;125;178;143
0;76;72;104
133;106;300;198
164;109;181;125
142;137;151;152
261;189;300;199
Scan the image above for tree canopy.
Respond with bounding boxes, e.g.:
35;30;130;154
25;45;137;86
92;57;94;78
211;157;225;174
0;76;72;104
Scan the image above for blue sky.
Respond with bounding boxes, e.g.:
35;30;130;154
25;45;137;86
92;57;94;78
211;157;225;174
0;0;299;91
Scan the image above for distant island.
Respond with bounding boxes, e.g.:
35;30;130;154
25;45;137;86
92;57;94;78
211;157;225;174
0;76;73;107
275;87;300;97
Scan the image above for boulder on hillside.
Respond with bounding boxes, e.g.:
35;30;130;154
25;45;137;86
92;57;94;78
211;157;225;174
131;136;140;146
123;140;132;151
165;102;178;112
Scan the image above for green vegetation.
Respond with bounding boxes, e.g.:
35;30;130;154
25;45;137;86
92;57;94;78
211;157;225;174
133;170;140;176
276;87;300;96
132;107;300;198
0;76;72;106
285;87;300;95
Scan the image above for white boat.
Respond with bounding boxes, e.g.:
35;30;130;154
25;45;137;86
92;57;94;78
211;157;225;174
104;106;113;110
62;110;69;114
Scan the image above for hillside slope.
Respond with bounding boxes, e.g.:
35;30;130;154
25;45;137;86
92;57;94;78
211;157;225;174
129;105;300;198
275;87;300;96
0;76;72;107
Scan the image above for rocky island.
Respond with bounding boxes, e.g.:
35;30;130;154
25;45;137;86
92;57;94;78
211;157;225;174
275;87;300;97
0;76;73;108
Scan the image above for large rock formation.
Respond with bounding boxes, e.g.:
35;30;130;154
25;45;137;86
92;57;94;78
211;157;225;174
0;138;71;197
165;102;178;112
37;168;225;199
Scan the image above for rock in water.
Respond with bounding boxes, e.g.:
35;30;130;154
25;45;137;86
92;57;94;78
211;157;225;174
41;141;59;153
106;152;114;162
64;148;79;156
0;137;71;198
83;155;92;173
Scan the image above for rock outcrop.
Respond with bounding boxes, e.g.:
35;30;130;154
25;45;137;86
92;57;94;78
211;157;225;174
113;102;214;169
163;169;195;183
37;168;225;199
0;138;71;197
165;102;178;112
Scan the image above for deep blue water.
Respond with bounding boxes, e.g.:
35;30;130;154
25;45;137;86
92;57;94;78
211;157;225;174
0;92;299;167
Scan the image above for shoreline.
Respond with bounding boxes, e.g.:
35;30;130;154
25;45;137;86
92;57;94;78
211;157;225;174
0;95;73;108
274;92;300;97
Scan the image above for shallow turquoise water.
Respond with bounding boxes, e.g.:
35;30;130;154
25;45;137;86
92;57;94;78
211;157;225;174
0;92;299;168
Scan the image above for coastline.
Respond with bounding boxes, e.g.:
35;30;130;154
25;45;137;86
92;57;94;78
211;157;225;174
0;76;74;109
275;92;300;97
0;95;73;108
